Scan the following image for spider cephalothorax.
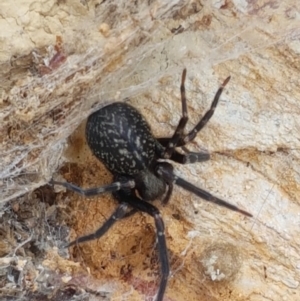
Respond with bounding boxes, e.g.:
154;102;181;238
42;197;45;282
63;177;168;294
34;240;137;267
51;69;252;301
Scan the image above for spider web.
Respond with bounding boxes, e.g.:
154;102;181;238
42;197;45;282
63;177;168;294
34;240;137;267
1;0;298;204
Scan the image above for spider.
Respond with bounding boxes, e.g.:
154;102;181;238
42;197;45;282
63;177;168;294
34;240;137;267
51;69;252;301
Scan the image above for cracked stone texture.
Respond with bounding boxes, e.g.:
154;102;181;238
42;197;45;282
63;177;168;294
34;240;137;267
0;0;300;300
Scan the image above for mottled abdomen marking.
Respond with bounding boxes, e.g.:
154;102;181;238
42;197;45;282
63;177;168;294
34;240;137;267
86;102;156;175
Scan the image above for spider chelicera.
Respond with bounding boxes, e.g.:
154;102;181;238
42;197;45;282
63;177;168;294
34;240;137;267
51;69;252;301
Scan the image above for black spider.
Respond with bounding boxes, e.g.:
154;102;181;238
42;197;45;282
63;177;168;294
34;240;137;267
51;69;252;301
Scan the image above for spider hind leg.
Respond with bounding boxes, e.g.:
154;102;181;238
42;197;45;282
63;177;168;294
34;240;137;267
115;190;170;301
65;203;129;248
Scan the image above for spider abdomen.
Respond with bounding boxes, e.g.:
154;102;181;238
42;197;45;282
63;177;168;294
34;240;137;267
86;102;156;175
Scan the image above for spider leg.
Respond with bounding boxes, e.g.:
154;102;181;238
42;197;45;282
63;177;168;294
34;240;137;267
157;138;210;164
123;208;138;218
115;190;169;301
65;203;129;247
183;76;231;144
160;70;230;161
50;179;135;196
181;146;210;163
163;68;189;159
175;150;209;163
175;177;252;217
156;162;252;217
161;182;173;205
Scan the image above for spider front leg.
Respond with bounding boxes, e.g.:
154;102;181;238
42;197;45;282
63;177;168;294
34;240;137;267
156;162;252;217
